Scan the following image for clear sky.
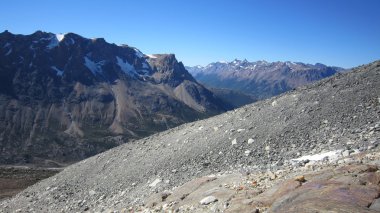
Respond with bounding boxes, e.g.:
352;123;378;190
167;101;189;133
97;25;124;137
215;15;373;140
1;0;379;68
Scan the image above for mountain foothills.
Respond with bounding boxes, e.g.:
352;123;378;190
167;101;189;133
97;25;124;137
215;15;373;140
1;61;379;212
0;31;228;165
186;60;344;102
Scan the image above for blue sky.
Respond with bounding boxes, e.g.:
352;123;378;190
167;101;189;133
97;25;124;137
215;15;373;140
1;0;379;68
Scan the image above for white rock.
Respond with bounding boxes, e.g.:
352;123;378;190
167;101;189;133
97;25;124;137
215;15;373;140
213;127;219;131
244;150;251;156
200;196;218;205
265;146;270;151
342;150;351;157
89;190;96;196
237;129;245;132
272;100;278;106
149;178;162;187
231;138;237;145
247;138;254;144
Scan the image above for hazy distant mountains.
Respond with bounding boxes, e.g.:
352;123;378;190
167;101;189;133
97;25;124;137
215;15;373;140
0;30;228;165
186;59;344;103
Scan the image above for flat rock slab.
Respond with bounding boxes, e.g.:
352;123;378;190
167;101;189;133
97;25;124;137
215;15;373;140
142;162;380;212
200;196;218;205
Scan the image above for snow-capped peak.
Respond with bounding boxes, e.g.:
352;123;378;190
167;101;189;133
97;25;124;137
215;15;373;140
55;33;65;42
46;33;65;49
146;54;157;59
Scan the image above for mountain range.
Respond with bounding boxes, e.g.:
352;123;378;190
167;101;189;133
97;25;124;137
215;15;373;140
1;60;379;212
186;59;344;103
0;30;228;165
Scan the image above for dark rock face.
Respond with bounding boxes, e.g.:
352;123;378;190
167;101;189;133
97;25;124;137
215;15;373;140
0;31;228;165
186;60;344;101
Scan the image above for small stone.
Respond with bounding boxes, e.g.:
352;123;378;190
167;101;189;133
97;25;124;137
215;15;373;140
247;138;254;144
231;138;237;145
213;127;218;131
342;150;351;157
237;129;245;132
200;196;218;205
265;146;270;151
294;175;306;182
370;198;380;211
244;150;251;156
88;190;96;196
268;171;276;180
149;179;162;187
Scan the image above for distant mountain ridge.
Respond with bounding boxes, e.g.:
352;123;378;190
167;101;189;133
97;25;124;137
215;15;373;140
186;59;344;101
0;30;228;165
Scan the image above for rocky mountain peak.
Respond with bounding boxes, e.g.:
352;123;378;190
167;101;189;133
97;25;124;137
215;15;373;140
147;53;195;87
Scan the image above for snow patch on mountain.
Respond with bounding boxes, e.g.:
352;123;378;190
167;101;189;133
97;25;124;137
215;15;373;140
46;36;59;49
84;57;103;75
146;54;157;59
3;42;11;49
51;66;64;76
291;150;342;162
55;34;65;42
133;48;144;58
116;56;137;77
5;48;12;56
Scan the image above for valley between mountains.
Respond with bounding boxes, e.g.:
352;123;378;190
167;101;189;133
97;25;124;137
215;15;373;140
0;51;379;212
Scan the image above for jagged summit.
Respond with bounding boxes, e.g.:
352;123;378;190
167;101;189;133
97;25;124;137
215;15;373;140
147;54;195;86
186;59;344;100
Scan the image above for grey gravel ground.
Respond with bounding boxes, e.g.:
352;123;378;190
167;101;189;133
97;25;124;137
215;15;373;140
0;61;379;212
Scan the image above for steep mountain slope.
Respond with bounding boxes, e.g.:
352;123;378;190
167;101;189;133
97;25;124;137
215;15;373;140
0;31;227;165
2;61;379;212
208;87;257;108
186;60;344;100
